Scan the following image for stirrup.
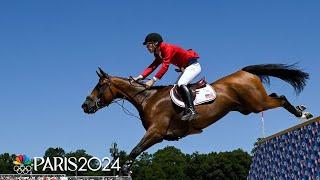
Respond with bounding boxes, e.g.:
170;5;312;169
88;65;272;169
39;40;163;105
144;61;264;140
181;109;198;121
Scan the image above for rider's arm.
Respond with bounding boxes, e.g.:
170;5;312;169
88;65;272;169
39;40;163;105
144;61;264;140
154;48;174;80
140;58;161;78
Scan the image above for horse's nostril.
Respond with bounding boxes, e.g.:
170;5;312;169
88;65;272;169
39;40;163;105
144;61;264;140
82;103;88;109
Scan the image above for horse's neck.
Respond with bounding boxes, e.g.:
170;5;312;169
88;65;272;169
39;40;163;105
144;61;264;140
111;77;151;110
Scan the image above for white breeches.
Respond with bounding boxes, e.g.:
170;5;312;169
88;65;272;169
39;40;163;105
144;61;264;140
177;62;201;86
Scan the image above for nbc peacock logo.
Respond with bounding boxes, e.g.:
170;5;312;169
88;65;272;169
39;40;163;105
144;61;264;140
13;155;33;174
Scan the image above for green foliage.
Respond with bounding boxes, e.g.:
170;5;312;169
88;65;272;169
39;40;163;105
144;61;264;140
132;147;252;180
0;153;15;174
132;147;188;180
44;147;65;158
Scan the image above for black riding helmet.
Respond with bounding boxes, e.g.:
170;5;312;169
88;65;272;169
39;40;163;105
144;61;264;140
143;33;163;45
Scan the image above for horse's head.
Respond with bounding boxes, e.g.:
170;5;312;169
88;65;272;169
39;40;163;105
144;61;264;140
81;68;119;114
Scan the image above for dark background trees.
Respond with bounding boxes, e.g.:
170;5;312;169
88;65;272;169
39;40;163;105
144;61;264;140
131;147;251;180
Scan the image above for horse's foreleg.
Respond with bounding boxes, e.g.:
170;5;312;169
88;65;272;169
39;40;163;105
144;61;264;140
121;128;164;174
129;129;163;159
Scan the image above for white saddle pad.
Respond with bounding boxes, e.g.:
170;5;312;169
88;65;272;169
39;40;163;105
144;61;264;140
170;84;216;108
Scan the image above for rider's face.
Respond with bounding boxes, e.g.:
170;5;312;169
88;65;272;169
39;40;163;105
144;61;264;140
146;43;156;53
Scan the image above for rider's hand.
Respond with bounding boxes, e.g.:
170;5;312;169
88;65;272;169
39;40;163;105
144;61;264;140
145;79;155;88
132;75;143;82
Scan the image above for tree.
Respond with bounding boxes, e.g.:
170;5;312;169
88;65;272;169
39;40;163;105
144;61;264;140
132;146;188;180
131;152;153;179
189;149;252;180
0;153;15;174
185;152;209;180
44;147;65;158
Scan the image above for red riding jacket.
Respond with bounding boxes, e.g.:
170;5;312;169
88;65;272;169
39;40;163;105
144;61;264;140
141;42;199;79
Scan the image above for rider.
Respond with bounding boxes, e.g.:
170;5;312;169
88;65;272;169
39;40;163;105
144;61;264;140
132;33;202;121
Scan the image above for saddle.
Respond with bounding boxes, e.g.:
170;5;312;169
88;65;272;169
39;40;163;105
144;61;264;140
172;78;207;101
170;78;216;108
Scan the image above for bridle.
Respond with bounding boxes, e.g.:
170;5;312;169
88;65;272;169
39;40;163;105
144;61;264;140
85;78;117;111
92;76;150;120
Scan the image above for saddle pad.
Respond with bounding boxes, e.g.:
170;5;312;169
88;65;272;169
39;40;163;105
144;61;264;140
170;84;216;108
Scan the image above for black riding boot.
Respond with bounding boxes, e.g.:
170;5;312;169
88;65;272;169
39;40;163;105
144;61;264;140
179;85;198;121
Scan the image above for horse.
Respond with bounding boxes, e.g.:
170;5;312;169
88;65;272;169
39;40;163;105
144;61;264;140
81;64;313;174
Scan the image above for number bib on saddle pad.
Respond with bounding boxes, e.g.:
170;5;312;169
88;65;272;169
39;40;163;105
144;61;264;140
170;83;216;108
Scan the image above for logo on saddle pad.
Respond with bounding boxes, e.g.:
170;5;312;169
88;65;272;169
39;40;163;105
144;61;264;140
170;78;216;108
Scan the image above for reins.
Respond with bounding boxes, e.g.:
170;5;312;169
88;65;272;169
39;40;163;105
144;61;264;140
105;77;151;120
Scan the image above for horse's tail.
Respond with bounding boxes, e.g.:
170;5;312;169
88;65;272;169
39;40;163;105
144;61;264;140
242;64;309;94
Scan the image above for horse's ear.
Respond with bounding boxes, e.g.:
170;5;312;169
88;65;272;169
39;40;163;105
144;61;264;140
98;67;109;78
96;71;103;78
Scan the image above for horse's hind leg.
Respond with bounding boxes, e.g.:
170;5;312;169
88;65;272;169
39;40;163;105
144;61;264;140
279;95;303;117
263;94;302;117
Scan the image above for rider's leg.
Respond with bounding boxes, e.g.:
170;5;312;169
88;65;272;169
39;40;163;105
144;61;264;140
179;85;197;120
177;62;201;121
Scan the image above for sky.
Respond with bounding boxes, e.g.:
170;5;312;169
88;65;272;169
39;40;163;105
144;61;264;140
0;1;319;159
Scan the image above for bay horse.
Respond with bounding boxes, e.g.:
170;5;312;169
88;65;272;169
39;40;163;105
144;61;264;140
81;64;313;174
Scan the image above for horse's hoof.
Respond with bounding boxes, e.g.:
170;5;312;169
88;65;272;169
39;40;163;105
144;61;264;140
296;105;306;112
300;111;313;120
